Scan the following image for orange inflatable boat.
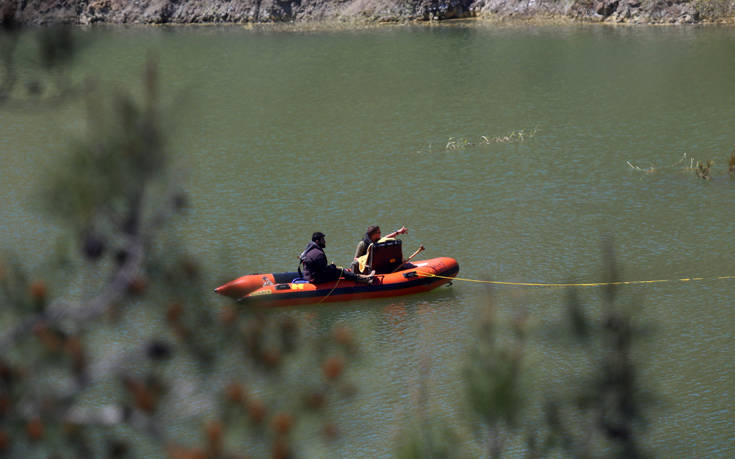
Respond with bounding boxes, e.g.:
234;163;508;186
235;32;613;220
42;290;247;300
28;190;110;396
214;241;458;307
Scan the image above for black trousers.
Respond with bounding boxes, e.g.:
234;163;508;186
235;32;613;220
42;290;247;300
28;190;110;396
312;264;362;284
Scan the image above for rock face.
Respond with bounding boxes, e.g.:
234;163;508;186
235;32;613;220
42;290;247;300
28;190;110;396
8;0;735;24
569;0;705;23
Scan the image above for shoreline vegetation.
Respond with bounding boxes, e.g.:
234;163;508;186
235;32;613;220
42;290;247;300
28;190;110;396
5;0;735;27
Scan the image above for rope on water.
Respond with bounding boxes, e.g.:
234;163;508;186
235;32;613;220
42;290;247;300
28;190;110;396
418;271;735;288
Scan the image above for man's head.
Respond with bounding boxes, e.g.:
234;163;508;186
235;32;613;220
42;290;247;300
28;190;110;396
366;225;381;242
312;231;326;248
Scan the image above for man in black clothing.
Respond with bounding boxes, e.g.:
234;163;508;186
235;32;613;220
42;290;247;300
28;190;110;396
300;232;374;284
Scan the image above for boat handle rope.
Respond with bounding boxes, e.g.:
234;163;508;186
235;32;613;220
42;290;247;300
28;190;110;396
417;271;735;288
318;267;344;304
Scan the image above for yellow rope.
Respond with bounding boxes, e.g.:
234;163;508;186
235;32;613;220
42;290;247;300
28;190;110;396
317;267;344;304
418;272;735;288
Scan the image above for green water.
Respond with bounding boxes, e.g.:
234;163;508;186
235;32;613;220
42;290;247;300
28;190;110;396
2;24;734;456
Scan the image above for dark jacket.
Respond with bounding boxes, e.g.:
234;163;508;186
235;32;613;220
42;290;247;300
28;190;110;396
299;241;333;283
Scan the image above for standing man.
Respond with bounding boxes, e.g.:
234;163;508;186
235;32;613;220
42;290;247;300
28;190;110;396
300;232;374;284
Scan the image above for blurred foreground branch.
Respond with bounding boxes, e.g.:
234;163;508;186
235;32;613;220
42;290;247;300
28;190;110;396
396;245;655;458
1;59;174;351
1;2;84;107
1;47;361;456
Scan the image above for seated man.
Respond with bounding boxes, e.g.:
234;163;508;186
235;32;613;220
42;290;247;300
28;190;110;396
300;232;374;284
352;225;407;273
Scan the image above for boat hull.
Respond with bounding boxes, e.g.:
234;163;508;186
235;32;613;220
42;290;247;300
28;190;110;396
214;257;459;307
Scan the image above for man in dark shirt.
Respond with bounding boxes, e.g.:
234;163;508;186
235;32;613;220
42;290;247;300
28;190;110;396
300;232;374;284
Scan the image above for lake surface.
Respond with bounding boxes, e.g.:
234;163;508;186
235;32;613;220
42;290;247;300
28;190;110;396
1;23;734;457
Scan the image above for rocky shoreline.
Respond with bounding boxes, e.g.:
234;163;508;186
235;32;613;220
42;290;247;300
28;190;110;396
7;0;735;26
